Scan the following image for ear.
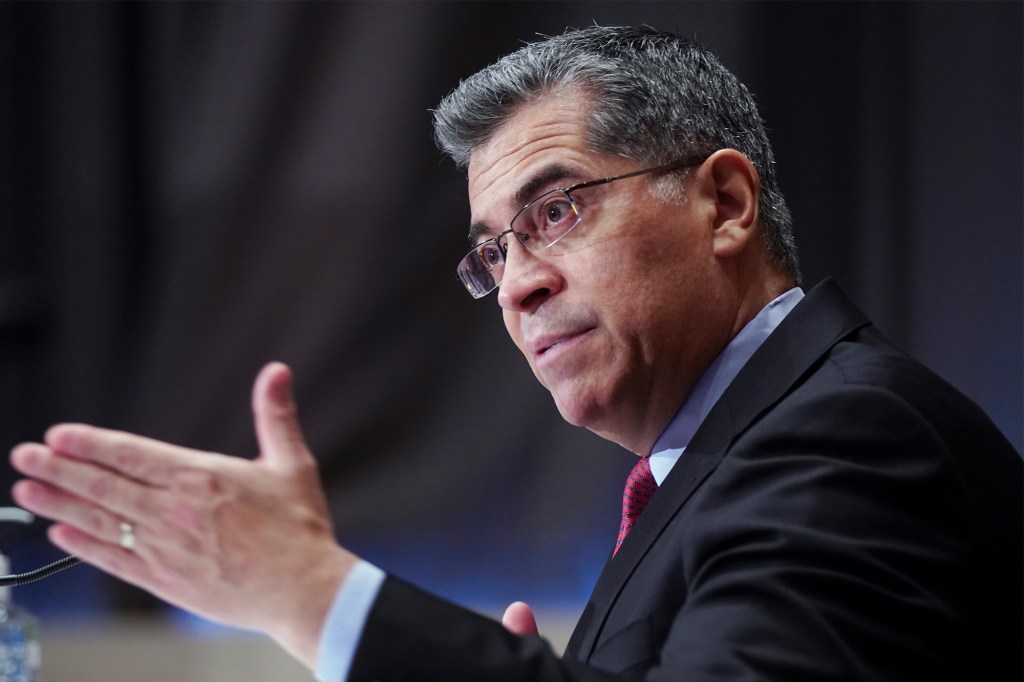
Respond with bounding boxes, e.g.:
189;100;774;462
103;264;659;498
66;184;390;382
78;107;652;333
700;149;760;259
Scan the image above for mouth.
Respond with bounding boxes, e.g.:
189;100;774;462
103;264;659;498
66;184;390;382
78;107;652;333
529;326;596;363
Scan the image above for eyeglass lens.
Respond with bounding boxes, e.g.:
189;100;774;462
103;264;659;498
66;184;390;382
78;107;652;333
456;190;582;298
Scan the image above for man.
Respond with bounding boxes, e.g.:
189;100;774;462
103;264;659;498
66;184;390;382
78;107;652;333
9;25;1021;681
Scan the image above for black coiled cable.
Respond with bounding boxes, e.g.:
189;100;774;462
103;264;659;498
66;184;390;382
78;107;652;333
0;555;80;587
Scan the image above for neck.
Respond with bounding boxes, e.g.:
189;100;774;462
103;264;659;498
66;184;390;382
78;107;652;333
605;268;795;456
729;267;795;337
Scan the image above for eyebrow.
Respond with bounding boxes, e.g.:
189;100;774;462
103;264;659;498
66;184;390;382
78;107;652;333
467;164;582;245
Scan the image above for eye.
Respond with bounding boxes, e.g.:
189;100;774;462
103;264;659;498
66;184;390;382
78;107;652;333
540;197;572;227
477;241;503;269
545;201;567;224
511;190;580;245
535;195;578;239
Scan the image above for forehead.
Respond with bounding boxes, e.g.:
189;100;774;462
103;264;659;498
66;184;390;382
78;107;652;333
469;91;589;188
467;91;601;235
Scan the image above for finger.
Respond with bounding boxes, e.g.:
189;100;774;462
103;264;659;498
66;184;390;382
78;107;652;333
42;424;193;484
47;522;151;587
12;478;130;548
252;362;314;471
501;601;539;636
11;443;153;520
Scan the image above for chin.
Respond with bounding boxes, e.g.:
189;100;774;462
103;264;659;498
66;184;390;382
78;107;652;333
551;387;611;430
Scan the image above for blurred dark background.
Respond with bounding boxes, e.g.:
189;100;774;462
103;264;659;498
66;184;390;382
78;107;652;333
1;1;1020;625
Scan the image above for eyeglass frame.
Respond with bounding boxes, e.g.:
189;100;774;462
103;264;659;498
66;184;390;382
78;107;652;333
456;154;711;299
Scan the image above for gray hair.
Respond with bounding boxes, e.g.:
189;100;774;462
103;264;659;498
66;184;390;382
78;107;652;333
433;25;800;282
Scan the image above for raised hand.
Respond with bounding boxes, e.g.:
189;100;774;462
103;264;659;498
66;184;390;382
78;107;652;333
9;362;356;668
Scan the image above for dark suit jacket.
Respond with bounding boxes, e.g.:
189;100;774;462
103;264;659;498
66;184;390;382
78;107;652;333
349;280;1022;681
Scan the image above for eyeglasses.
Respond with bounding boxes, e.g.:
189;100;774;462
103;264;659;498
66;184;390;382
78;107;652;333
456;156;709;298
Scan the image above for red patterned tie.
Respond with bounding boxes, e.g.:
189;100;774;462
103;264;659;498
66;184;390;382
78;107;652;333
615;456;658;555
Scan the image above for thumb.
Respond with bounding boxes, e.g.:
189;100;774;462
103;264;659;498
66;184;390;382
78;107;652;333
252;362;313;470
502;601;539;636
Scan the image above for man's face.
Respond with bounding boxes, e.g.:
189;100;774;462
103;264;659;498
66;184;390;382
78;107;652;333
467;90;737;453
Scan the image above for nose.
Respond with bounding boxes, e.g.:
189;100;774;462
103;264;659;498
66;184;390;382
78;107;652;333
497;236;563;313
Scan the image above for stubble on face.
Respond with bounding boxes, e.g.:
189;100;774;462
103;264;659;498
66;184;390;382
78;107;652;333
468;91;734;454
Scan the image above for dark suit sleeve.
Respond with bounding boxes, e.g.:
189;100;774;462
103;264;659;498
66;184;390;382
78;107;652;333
348;576;633;682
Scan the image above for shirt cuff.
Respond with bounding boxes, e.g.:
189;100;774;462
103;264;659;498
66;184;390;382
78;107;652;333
315;559;386;682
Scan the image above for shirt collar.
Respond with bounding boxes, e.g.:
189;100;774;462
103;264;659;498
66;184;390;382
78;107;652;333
647;287;805;485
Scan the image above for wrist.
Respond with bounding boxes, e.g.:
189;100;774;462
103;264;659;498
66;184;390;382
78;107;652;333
271;544;359;669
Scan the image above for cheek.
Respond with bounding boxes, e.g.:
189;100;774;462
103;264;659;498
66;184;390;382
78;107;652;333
581;238;707;357
503;311;528;355
579;238;667;311
502;309;516;336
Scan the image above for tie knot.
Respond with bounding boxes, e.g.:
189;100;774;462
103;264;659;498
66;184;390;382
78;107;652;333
615;457;657;555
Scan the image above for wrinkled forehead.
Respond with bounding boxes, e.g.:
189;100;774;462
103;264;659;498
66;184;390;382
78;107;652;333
472;91;601;190
465;92;596;240
470;92;590;177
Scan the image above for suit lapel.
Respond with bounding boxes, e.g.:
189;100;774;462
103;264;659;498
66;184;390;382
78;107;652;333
565;279;870;661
